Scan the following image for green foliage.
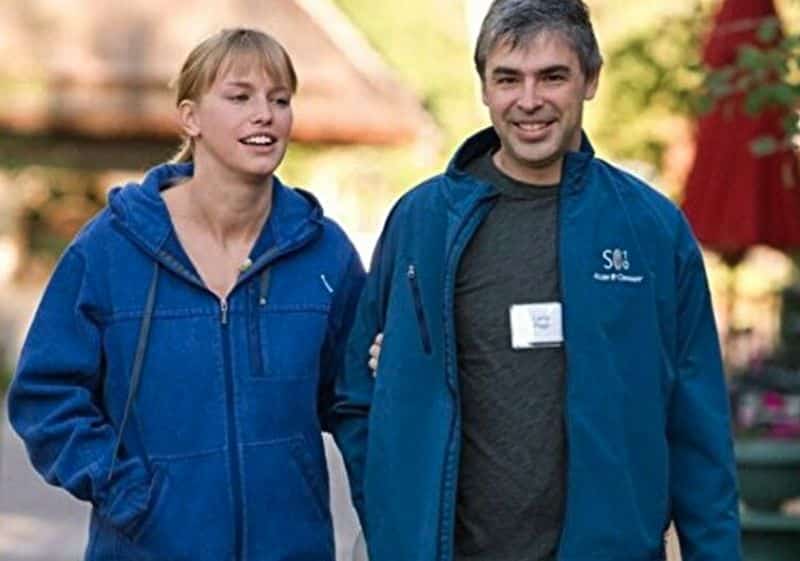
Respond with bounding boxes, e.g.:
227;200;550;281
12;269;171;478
701;16;800;155
592;2;711;170
276;1;488;218
333;0;482;148
273;0;486;218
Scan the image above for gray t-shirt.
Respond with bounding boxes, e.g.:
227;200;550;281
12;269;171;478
454;150;566;561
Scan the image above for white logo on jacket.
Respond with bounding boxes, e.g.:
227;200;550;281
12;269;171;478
594;248;644;284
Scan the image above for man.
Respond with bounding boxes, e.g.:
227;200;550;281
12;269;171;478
330;1;741;560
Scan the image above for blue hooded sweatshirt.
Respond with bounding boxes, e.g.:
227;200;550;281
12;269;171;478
8;163;365;561
333;129;740;561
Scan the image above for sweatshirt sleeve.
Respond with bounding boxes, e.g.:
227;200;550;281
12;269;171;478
319;246;366;436
7;245;156;535
668;214;741;561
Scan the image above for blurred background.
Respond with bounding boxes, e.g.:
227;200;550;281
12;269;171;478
1;0;800;560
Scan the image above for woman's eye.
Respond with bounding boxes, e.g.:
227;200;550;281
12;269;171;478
273;98;291;106
230;94;249;102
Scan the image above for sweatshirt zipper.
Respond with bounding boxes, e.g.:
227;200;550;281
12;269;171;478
220;297;243;560
221;298;229;325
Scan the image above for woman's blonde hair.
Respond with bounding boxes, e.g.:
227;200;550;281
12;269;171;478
171;28;298;163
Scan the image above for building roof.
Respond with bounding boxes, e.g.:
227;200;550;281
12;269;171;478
0;0;436;145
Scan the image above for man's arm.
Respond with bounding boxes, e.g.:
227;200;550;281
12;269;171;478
325;217;397;527
668;214;741;561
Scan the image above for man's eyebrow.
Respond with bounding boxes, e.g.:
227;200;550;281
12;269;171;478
490;66;521;76
490;64;573;78
537;65;572;75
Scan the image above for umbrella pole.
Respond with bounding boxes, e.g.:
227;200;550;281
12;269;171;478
721;250;747;371
724;263;737;368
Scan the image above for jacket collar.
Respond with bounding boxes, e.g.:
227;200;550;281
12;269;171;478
442;127;596;214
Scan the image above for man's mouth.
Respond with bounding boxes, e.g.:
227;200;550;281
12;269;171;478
240;134;277;146
514;120;554;133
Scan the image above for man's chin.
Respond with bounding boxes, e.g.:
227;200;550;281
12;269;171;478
513;147;563;170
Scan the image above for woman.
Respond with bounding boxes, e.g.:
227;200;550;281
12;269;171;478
8;28;364;561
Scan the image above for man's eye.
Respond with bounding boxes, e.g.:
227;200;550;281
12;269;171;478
544;74;566;83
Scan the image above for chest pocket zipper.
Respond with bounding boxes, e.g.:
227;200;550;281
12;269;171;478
407;264;432;354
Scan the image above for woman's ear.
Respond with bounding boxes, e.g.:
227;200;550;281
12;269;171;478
178;99;201;138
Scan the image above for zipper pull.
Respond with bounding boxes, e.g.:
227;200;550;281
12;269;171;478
407;264;416;279
320;274;334;294
220;299;229;325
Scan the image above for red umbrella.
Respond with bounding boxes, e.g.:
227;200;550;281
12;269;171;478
682;0;800;262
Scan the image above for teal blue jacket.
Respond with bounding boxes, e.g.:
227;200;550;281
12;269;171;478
333;129;740;561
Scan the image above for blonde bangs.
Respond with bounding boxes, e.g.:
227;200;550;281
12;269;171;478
174;28;297;107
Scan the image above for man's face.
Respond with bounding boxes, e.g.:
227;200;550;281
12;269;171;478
482;31;599;184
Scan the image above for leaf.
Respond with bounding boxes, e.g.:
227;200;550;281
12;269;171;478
694;94;715;114
750;136;780;156
737;46;765;70
744;89;768;114
771;83;797;106
781;113;799;135
757;17;780;44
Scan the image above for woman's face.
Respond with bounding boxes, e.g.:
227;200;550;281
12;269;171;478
181;58;294;183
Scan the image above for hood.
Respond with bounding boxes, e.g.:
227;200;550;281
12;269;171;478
107;162;324;264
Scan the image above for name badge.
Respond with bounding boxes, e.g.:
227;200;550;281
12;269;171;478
509;302;564;349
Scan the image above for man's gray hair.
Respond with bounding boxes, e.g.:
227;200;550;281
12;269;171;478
474;0;603;81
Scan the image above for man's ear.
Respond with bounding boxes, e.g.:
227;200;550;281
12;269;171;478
584;68;601;101
178;99;201;138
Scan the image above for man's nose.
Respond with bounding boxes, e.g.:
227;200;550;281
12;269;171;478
516;79;544;112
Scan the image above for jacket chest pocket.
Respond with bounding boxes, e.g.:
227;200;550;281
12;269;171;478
407;264;433;355
248;294;330;380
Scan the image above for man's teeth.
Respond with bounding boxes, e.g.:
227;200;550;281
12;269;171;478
517;122;550;132
242;135;275;145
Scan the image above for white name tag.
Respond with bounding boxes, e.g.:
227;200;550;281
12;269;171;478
509;302;564;349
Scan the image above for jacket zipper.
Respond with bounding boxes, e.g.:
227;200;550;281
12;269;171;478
438;199;495;561
554;194;574;561
220;297;244;560
407;265;433;354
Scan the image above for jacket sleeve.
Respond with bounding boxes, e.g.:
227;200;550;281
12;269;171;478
7;245;156;534
668;214;741;561
324;212;397;528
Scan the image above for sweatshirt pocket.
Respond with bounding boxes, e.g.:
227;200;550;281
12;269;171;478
242;436;334;561
407;264;432;354
113;454;233;561
248;280;330;380
125;467;169;542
